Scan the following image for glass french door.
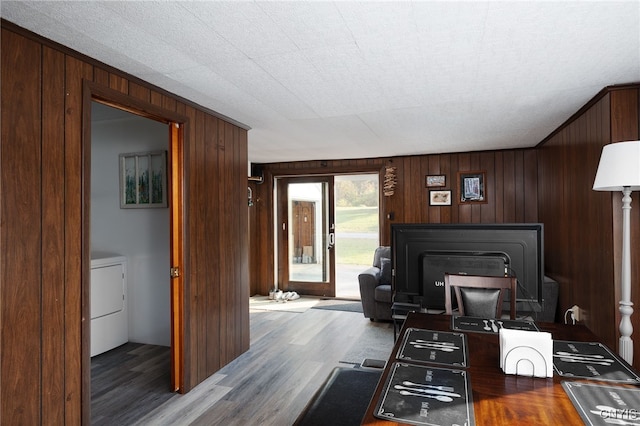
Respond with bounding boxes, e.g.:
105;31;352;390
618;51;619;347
333;174;379;298
277;177;335;296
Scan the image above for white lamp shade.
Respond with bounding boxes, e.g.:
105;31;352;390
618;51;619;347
593;141;640;191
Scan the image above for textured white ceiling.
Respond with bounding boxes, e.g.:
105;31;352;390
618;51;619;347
2;1;639;163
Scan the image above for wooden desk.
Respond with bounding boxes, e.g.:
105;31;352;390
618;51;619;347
362;312;637;425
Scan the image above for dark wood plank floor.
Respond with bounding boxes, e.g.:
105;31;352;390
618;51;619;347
91;302;394;425
91;342;173;425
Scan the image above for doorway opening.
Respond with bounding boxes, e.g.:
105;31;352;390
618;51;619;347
88;100;183;422
277;177;333;296
334;174;380;299
276;173;379;299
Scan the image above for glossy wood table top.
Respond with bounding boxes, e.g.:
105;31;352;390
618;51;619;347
362;312;635;425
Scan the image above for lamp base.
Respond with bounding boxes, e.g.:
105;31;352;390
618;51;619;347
618;187;633;365
620;336;634;365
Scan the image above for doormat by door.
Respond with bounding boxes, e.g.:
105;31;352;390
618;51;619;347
312;300;363;313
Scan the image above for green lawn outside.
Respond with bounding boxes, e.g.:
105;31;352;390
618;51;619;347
334;206;379;264
335;238;379;265
335;206;378;233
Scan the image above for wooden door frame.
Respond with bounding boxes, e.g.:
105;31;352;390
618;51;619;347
168;121;184;391
82;82;188;416
276;176;335;296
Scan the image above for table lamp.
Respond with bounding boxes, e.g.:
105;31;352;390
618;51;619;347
593;140;640;364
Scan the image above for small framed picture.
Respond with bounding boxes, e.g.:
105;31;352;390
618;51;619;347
429;190;452;206
458;171;486;204
119;150;168;208
425;175;446;188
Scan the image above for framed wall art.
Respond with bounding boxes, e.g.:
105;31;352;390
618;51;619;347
119;150;167;208
429;190;452;206
458;171;486;204
425;174;446;188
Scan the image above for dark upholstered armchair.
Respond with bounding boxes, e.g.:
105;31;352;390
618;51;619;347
358;246;392;321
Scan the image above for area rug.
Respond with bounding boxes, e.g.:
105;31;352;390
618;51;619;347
249;295;319;313
312;299;364;313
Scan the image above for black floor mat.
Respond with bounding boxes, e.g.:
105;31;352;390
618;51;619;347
294;367;381;426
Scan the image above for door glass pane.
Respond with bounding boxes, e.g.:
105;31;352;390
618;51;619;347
288;182;328;283
334;174;380;298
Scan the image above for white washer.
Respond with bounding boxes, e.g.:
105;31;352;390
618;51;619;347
90;252;128;357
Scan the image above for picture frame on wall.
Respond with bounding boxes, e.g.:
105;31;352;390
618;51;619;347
458;171;486;203
119;150;168;208
429;190;452;206
425;174;446;188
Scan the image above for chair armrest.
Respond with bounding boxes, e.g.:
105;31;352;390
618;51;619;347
358;267;381;319
358;267;381;291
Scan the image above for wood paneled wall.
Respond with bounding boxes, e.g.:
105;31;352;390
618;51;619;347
249;149;538;296
251;86;640;373
538;85;640;366
1;22;249;424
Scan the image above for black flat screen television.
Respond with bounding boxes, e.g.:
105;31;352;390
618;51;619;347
391;223;544;311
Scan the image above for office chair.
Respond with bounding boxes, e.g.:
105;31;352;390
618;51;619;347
444;273;517;320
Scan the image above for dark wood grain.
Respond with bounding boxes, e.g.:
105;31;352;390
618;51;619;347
2;21;250;423
128;81;151;103
253;149;539;296
1;27;42;425
41;44;66;426
523;149;538;223
538;86;640;368
480;152;496;223
192;108;208;383
184;103;201;391
205;114;221;374
362;312;633;425
66;53;94;424
611;89;639;142
501;150;516;222
109;72;128;93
